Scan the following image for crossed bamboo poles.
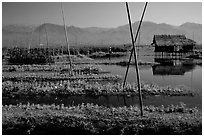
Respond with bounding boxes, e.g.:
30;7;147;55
124;2;148;116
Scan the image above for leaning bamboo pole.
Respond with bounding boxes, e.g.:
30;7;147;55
61;3;72;68
125;2;148;116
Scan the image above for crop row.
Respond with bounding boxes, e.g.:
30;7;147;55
2;103;201;135
2;80;196;97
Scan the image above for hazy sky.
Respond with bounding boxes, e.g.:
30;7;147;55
2;2;202;28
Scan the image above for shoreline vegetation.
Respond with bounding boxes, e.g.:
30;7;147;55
2;103;201;135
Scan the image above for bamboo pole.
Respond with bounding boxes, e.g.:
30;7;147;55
61;3;72;68
125;2;147;116
123;2;148;88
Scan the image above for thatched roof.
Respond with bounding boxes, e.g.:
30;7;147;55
152;35;196;46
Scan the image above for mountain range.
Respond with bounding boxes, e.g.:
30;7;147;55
2;21;202;48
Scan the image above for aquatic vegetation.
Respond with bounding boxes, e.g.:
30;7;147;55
89;52;127;59
2;80;196;97
2;71;121;82
2;103;201;135
2;64;122;83
3;64;103;73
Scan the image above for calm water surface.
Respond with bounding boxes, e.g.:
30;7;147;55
100;64;202;92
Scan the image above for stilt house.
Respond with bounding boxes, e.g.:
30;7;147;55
151;35;196;63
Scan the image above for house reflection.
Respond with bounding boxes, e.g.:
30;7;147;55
152;59;195;75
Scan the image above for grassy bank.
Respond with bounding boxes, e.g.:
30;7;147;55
2;103;201;135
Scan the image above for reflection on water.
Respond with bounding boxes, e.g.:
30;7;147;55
152;64;195;75
152;59;196;75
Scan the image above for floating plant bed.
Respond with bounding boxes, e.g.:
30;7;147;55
2;72;121;82
2;64;103;73
2;103;201;135
2;81;197;98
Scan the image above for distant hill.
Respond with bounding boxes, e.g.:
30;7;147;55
2;21;202;48
178;22;202;44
